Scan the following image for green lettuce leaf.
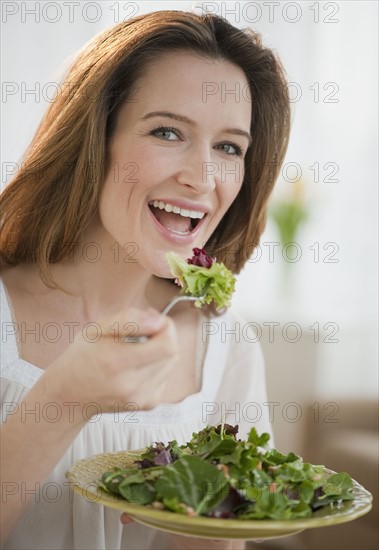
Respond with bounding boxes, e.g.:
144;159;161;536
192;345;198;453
166;251;236;310
247;428;271;449
118;480;156;505
99;424;357;521
155;455;228;515
186;426;238;460
241;485;313;520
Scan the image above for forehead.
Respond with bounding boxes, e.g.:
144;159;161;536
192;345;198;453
117;50;252;131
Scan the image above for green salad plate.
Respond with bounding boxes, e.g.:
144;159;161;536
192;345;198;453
66;449;372;540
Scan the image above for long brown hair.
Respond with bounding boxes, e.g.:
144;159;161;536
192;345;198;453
0;10;290;286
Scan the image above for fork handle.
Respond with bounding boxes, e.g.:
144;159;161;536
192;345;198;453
123;295;199;343
160;295;198;316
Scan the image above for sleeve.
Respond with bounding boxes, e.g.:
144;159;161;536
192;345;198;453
208;312;275;447
0;378;29;423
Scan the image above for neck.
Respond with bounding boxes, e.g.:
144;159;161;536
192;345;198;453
27;225;177;321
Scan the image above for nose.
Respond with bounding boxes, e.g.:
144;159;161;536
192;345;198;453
175;143;216;194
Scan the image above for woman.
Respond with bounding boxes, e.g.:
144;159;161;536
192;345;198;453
0;10;290;550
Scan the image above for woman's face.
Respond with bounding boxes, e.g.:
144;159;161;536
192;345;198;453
99;50;252;277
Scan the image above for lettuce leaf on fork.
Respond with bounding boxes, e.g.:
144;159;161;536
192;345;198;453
166;248;236;310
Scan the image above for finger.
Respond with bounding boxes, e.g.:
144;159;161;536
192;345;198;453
120;513;134;525
116;318;178;368
123;358;173;405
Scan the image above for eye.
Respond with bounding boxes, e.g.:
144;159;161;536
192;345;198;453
149;125;181;141
217;143;244;157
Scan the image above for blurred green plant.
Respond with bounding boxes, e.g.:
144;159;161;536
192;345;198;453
269;179;309;247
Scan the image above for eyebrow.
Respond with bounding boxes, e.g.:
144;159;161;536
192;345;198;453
141;110;252;147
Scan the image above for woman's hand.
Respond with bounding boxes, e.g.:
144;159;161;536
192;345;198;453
41;307;179;419
2;307;177;543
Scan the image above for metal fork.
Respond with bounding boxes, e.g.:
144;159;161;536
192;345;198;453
161;294;203;315
123;294;205;343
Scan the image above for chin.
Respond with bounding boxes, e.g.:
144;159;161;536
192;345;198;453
144;253;175;280
152;269;175;280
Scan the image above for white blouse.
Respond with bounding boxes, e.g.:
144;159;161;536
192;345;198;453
0;279;274;549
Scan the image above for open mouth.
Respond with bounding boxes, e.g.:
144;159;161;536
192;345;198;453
148;200;206;235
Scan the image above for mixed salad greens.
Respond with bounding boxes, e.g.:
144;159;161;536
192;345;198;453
100;424;354;520
166;248;236;310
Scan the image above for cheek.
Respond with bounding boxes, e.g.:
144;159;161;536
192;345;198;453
97;181;116;230
101;153;144;206
107;138;146;189
114;161;141;187
98;166;134;229
221;163;245;208
106;151;141;189
99;174;124;210
115;151;168;193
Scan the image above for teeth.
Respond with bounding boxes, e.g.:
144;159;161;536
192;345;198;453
190;210;203;219
149;200;205;220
